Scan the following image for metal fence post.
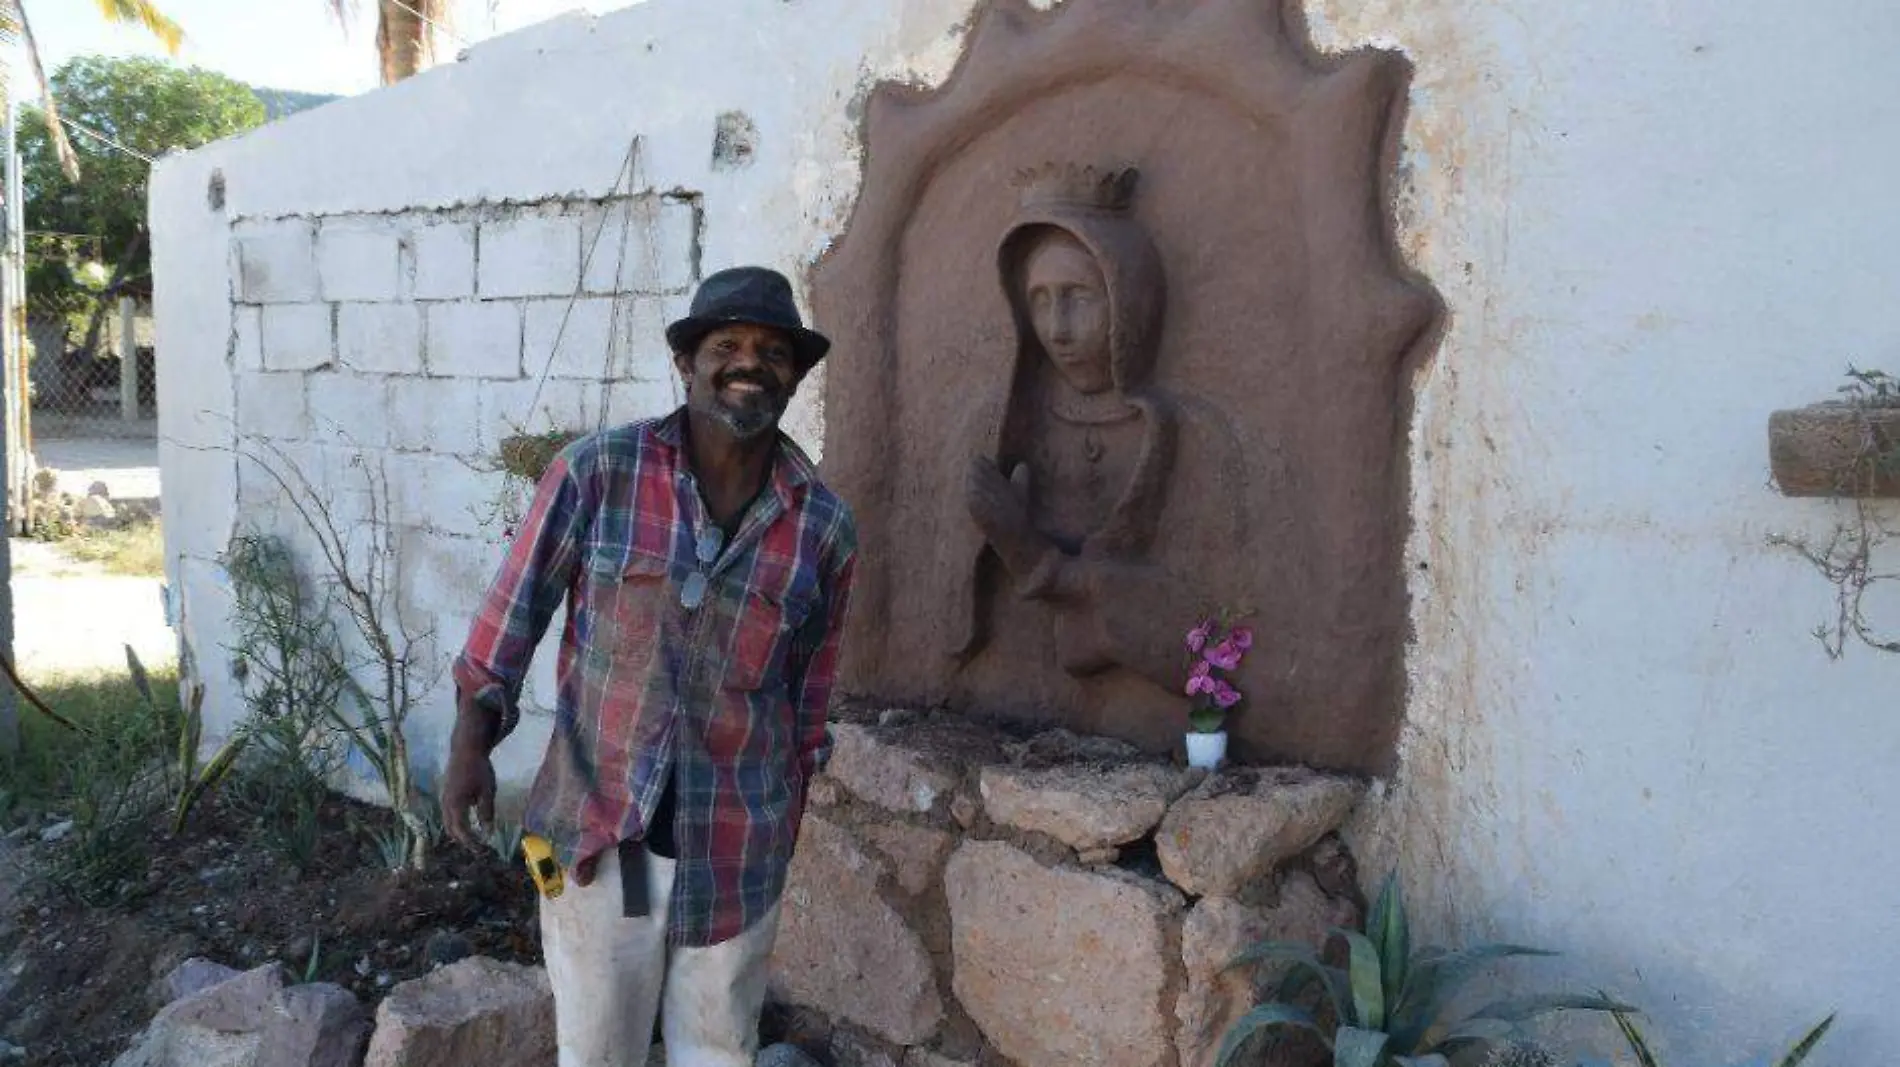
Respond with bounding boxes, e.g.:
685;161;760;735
120;295;138;421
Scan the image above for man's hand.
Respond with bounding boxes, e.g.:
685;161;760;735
441;741;497;848
441;689;503;848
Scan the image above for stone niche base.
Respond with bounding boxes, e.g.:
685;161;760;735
766;710;1368;1067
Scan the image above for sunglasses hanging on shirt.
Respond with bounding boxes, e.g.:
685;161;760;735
679;526;726;610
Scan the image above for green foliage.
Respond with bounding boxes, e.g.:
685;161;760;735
485;816;524;865
1609;1005;1835;1067
28;667;180;905
250;85;338;120
301;931;323;984
21;54;267;317
234;444;437;872
1838;366;1900;407
221;532;350;871
125;645;242;834
1217;874;1633;1067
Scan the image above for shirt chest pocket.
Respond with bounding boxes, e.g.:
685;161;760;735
585;551;674;678
724;584;817;693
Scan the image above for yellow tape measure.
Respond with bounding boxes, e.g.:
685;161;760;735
521;834;565;899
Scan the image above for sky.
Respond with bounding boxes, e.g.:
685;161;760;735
21;0;619;97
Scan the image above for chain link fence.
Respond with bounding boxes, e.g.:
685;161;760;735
24;233;155;439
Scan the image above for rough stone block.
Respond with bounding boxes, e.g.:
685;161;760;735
232;306;263;371
582;197;697;295
479;378;595;453
945;840;1182;1067
773;813;943;1046
902;1052;977;1067
425;300;521;380
160;959;241;1006
318;219;403;302
338;302;423;375
236;371;309;441
1156;769;1364;898
856;820;956;896
234;219;319;303
307;371;392;449
827;1030;902;1067
759;1045;827;1067
260;304;334;372
388;377;485;456
111;963;369;1067
362;957;554;1067
825;723;961;816
410;220;476;299
523;296;620;381
1175;874;1355;1067
979;762;1190;851
478;215;581;299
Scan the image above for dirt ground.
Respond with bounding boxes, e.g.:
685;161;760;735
0;793;538;1066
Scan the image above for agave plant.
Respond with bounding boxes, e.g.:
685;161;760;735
1216;874;1633;1067
125;644;248;833
1609;1005;1835;1067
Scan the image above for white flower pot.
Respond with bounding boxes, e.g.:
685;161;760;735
1185;730;1228;770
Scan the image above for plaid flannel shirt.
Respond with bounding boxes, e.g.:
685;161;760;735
452;410;856;947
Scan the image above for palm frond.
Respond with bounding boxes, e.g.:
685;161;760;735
90;0;184;54
0;3;19;113
324;0;353;36
14;1;82;181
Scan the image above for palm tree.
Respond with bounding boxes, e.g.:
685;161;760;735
325;0;455;86
0;0;185;180
0;0;450;181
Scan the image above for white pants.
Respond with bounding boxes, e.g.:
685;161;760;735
539;845;781;1067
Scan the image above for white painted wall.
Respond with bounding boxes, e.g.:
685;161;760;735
152;0;1896;1062
1313;1;1900;1062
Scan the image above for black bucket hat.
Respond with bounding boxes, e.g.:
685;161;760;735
665;266;831;373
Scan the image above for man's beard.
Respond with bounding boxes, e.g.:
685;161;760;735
693;372;787;441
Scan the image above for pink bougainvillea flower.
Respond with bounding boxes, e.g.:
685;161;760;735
1185;620;1213;654
1229;627;1254;651
1205;639;1244;671
1212;680;1243;708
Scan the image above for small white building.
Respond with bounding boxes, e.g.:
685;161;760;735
152;0;1900;1061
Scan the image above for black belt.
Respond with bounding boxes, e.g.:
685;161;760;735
619;774;679;918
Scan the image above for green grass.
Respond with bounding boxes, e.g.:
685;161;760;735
58;520;166;578
0;664;181;826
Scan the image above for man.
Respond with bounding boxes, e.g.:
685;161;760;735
442;266;856;1067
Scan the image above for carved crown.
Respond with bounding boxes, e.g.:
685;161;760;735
1013;162;1140;214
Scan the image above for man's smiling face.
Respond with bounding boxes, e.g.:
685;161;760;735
675;323;803;441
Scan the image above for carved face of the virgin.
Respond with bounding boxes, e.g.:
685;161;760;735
1022;230;1113;395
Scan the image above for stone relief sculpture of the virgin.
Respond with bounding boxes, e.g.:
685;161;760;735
946;165;1195;703
813;0;1441;773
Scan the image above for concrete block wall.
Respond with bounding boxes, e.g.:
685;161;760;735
217;194;694;785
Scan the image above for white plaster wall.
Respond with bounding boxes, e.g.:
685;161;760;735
1309;0;1900;1062
152;0;1897;1061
